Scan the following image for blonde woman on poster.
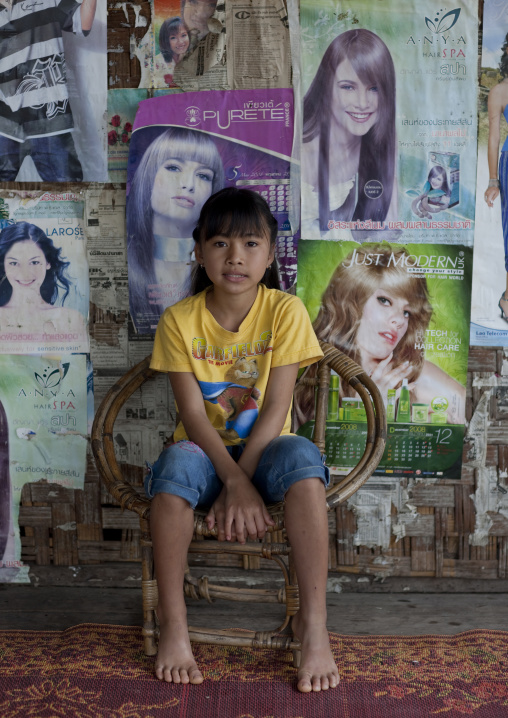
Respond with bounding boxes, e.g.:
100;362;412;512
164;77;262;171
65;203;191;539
127;127;224;331
294;246;466;426
0;222;87;349
302;29;397;238
484;32;508;323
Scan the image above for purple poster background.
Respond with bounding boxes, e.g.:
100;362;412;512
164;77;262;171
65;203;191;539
126;89;296;334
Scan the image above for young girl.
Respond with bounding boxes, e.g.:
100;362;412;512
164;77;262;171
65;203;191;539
411;165;451;219
147;187;339;692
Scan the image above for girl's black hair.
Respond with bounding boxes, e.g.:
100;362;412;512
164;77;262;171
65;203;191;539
500;34;508;77
0;222;71;306
191;187;281;294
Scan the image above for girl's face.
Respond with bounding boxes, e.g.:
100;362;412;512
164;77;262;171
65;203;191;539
151;157;214;232
195;232;274;299
430;172;445;189
355;287;410;361
169;26;189;58
4;240;49;295
331;58;379;138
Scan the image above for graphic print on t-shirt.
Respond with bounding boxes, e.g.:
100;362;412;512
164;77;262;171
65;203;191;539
198;358;261;441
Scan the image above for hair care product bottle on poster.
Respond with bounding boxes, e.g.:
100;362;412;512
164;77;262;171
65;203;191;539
396;379;411;423
327;372;340;421
386;389;396;422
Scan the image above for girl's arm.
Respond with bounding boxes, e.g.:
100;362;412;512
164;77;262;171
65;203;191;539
169;371;273;543
486;85;503;206
236;362;300;479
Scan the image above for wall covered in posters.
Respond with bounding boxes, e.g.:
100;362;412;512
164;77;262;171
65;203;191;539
0;192;89;582
470;0;508;346
126;88;296;334
296;0;478;484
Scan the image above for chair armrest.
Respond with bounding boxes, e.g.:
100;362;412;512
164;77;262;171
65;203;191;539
91;356;156;519
315;341;387;509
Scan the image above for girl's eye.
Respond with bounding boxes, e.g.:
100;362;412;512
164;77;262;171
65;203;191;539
213;241;227;247
164;164;180;172
246;241;258;247
8;261;18;266
369;85;378;93
377;296;391;306
404;310;410;318
339;83;354;91
197;171;213;182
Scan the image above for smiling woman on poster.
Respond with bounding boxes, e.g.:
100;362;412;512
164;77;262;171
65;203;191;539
302;29;396;238
127;127;224;332
294;246;466;426
0;222;87;349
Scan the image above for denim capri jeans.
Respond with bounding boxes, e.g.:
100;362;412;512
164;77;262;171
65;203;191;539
144;435;330;509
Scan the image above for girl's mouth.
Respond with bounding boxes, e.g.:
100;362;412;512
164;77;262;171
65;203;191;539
379;330;397;344
172;196;195;208
16;279;36;286
224;273;247;282
347;111;374;123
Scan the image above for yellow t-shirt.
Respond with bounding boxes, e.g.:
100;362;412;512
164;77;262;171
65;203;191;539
150;284;323;445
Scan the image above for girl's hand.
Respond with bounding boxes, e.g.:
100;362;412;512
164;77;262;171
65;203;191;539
485;186;500;207
369;353;414;403
206;480;274;544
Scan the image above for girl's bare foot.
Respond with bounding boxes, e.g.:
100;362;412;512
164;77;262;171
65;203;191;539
292;612;339;693
155;618;203;684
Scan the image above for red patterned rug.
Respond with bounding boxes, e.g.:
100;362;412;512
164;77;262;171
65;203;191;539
1;625;508;717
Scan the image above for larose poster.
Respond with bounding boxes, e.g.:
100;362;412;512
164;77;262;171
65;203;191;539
296;240;471;479
300;0;477;246
470;0;508;346
0;192;89;355
126;89;296;334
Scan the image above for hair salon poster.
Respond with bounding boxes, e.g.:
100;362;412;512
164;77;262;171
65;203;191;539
470;0;508;346
0;192;89;355
295;240;472;479
0;353;88;583
126;88;296;334
300;0;477;245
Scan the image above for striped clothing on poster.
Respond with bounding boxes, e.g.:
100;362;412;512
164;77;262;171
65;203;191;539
0;0;86;142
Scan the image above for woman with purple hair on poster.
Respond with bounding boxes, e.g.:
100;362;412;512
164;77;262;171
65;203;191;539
302;29;397;238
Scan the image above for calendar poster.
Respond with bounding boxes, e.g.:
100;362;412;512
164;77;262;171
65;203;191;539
300;0;478;244
126;89;296;334
470;0;508;346
296;240;472;478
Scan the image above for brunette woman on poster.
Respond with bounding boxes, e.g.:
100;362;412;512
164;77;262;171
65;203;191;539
294;246;466;426
158;16;190;68
0;222;87;344
127;127;224;332
302;29;396;237
484;32;508;323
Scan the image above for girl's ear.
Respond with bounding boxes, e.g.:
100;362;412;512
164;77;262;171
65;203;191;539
194;241;204;265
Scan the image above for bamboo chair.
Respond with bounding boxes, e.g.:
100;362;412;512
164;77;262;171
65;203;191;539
91;341;386;664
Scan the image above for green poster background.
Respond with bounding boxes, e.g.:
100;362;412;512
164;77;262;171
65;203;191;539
0;354;88;583
300;0;478;243
296;240;472;478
